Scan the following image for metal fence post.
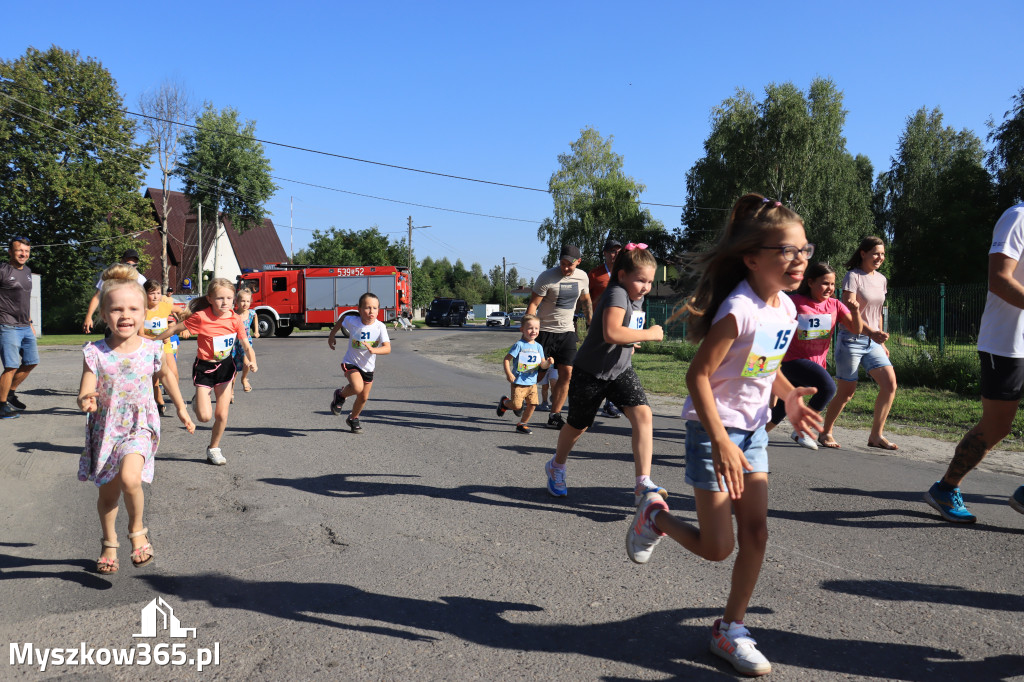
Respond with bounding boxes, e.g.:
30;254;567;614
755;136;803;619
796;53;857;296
939;283;946;356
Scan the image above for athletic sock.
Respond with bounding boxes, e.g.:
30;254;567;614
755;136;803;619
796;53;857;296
548;456;565;470
636;475;653;488
936;479;956;492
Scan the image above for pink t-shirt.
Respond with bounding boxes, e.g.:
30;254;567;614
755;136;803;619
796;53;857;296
843;268;886;332
682;280;798;431
783;293;851;367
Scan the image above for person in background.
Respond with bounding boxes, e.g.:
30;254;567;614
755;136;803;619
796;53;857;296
83;249;147;333
0;236;37;419
588;237;624;419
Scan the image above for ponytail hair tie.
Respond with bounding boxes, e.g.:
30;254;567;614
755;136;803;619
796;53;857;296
624;242;648;251
762;198;782;207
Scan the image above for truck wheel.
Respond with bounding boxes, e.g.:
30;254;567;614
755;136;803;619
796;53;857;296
338;310;360;338
274;326;294;337
257;313;276;338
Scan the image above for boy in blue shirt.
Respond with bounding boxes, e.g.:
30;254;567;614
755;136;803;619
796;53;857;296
497;313;553;435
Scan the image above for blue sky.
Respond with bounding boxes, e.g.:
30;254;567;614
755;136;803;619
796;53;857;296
3;1;1021;282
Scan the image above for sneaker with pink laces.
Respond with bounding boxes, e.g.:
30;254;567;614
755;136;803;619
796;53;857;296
709;618;771;676
626;492;668;564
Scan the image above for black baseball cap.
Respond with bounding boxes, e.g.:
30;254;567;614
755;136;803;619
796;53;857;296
559;244;582;261
603;238;622;252
122;249;141;263
10;235;31;247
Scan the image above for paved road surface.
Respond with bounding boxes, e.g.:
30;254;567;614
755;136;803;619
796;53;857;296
1;328;1022;680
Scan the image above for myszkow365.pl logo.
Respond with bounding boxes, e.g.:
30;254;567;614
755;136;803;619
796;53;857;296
9;596;220;673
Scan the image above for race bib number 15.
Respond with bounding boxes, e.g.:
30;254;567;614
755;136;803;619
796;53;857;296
740;323;795;378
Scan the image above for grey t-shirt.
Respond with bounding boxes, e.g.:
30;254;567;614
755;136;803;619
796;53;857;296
572;281;643;380
532;266;589;333
0;262;32;327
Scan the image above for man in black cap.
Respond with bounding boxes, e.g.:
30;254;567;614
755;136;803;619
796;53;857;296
82;248;148;333
526;244;592;430
589;238;624;418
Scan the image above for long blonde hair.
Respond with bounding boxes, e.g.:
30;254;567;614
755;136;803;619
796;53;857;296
99;264;145;313
680;193;804;342
186;278;236;316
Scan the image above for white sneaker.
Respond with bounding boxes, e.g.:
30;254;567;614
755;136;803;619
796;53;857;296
206;447;227;465
790;429;819;450
709;619;771;676
626;492;668;564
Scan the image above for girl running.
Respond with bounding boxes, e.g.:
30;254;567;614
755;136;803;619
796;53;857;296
232;288;259;396
626;195;820;677
78;265;194;574
542;243;666;503
764;262;861;449
327;293;391;433
156;278;256;465
142;280;181;417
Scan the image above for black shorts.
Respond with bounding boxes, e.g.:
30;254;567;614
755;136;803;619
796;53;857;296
193;357;235;388
566;367;649;430
342;362;374;384
537;330;578;368
979;351;1024;401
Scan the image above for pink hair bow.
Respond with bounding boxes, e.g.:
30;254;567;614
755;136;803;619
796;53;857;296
624;242;648;251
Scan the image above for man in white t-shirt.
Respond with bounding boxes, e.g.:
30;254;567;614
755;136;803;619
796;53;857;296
526;244;592;430
924;202;1024;524
82;249;148;333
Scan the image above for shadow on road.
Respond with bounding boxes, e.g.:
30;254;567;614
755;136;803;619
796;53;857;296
0;545;112;590
821;578;1024;612
259;473;629;523
12;441;82;455
140;572;1024;679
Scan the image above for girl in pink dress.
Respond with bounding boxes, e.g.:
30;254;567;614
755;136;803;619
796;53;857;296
78;265;194;574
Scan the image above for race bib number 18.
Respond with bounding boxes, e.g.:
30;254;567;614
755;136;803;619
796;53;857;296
741;323;796;378
212;333;236;361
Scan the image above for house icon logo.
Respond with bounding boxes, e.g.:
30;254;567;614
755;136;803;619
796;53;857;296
133;597;197;639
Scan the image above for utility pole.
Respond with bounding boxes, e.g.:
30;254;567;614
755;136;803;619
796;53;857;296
290;196;294;262
407;217;430;312
197;204;203;296
503;257;507;313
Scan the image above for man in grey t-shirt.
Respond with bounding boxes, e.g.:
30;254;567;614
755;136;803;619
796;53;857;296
526;244;592;430
0;236;38;418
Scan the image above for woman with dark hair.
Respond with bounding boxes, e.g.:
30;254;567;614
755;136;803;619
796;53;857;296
819;237;898;449
765;262;861;448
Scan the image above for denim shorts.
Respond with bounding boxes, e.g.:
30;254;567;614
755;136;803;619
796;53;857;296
0;325;39;368
684;420;769;493
834;330;891;382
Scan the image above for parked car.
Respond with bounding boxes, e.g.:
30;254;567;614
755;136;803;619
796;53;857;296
466;309;476;321
486;311;511;327
425;297;470;327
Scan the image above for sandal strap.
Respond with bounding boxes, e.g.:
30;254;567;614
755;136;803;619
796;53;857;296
131;543;153;556
102;539;120;548
127;527;149;539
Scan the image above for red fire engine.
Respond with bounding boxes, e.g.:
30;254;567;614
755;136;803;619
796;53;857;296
238;264;411;337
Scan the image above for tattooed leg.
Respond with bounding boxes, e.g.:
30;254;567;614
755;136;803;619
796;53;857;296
943;398;1019;487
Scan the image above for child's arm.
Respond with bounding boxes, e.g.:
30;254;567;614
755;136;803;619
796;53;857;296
838;298;862;335
540;356;554;370
771;371;823;442
503;354;517;384
250;312;260;339
685;314;749;500
601;306;664;346
77;360;99;413
327;316;346;350
366;340;391;356
156;359;195;433
238;335;258;373
154;319;187;341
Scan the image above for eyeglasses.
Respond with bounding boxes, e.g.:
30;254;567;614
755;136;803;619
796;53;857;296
759;244;815;261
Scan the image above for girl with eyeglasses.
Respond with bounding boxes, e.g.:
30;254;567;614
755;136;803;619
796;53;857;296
819;236;898;450
626;194;821;677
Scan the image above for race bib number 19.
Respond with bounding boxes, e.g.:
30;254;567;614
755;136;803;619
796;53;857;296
628;310;646;330
741;323;796;378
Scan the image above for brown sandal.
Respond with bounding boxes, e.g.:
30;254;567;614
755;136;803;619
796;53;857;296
817;433;841;449
97;539;119;574
867;438;899;451
128;528;154;567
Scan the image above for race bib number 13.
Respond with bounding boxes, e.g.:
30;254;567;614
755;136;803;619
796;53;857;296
741;323;796;378
797;313;832;340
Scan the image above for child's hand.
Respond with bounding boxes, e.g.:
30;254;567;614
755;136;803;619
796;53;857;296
247;361;258;373
327;335;337;350
545;356;555;369
179;329;191;340
712;437;753;500
784;387;823;444
253;331;260;339
77;392;99;413
648;324;664;342
178;408;196;434
848;298;860;311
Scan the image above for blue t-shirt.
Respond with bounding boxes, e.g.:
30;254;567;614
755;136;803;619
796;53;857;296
507;339;545;386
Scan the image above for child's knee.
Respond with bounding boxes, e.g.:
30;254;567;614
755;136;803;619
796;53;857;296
737;521;769;553
702;539;735;562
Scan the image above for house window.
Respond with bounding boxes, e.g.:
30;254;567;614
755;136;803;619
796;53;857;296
272;277;287;292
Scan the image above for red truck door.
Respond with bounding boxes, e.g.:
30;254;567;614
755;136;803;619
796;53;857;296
265;272;299;314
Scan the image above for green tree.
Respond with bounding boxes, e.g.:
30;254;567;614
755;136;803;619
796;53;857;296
0;46;153;331
988;87;1024;205
678;78;873;271
176;103;278;250
538;127;667;269
876;107;997;284
293;226;408;266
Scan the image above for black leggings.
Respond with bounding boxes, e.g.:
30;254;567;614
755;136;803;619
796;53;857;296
770;358;836;425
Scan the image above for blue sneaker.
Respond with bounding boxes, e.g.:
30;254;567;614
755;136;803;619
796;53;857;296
1010;486;1024;515
545;459;567;497
0;403;19;419
924;481;976;524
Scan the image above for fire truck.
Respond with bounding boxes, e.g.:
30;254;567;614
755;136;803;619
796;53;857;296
238;264;411;337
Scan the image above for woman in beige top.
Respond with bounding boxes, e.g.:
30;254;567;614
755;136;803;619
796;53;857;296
819;236;899;449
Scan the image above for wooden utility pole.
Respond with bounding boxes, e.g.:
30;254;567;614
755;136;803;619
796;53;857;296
503;257;508;313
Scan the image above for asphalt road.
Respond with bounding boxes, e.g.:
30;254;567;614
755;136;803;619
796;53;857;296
1;327;1022;681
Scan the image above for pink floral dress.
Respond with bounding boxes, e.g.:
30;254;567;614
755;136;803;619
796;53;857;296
78;339;162;487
